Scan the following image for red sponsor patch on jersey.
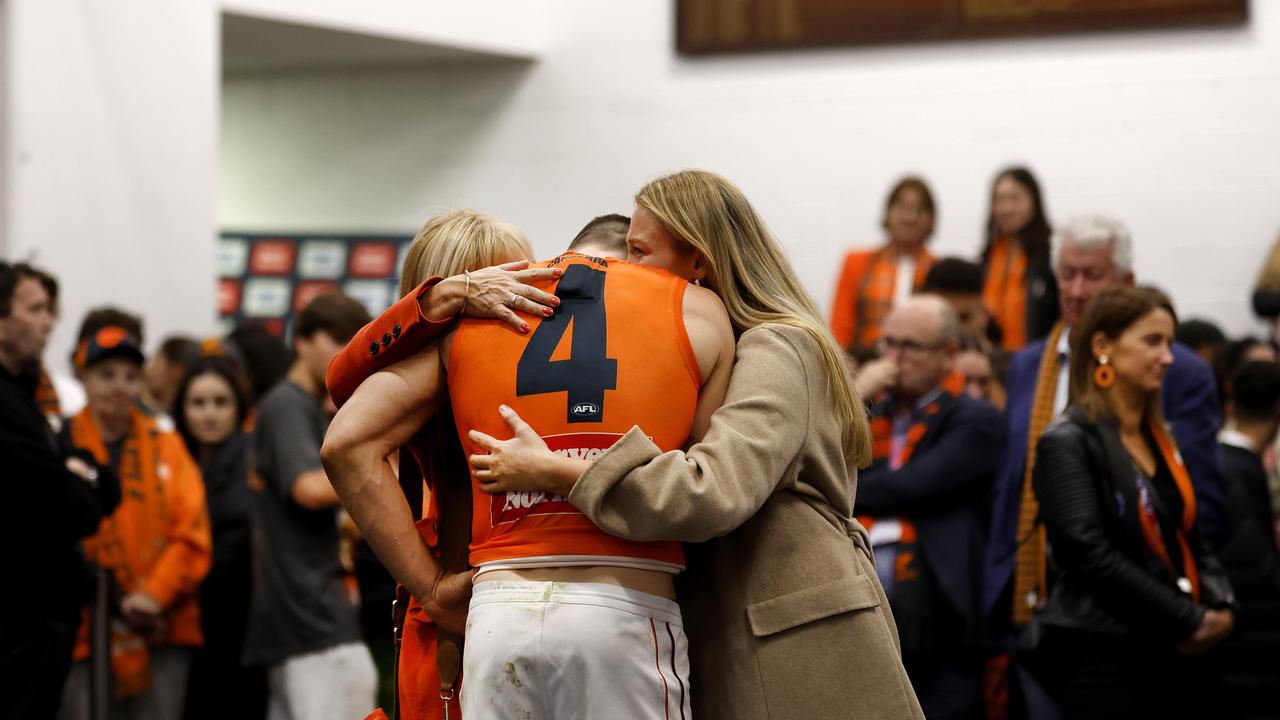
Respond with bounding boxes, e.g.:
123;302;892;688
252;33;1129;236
488;432;624;526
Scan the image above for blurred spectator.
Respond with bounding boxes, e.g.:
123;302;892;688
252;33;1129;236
226;321;291;407
922;257;1002;349
980;167;1058;350
1175;318;1227;368
855;295;1001;719
60;309;211;720
1225;336;1278;371
955;331;996;404
830;176;938;349
1251;231;1280;342
0;262;121;719
1218;337;1279;411
984;215;1225;717
1031;286;1235;718
145;335;198;417
243;292;377;720
175;356;267;720
1215;361;1280;715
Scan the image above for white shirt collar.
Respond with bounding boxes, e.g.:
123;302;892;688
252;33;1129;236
1057;326;1071;358
1218;426;1257;453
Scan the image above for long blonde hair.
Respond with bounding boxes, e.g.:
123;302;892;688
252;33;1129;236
636;170;873;466
399;210;533;296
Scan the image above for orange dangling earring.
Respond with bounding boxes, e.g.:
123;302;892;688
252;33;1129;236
1094;355;1116;389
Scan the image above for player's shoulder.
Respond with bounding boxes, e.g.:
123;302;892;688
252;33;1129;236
681;282;730;325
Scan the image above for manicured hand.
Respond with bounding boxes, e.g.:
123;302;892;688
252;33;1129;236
425;261;563;332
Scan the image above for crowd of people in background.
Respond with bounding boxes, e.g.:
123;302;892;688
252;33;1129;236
2;162;1280;720
833;166;1280;719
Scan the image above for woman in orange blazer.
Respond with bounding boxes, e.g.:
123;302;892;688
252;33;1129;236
328;209;564;720
829;176;938;350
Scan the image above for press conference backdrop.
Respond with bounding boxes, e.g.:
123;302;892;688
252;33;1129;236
217;233;414;339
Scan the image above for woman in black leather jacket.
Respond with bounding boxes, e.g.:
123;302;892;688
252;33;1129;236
1032;286;1235;718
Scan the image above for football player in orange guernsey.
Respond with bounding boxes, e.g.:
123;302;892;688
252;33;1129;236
322;249;735;719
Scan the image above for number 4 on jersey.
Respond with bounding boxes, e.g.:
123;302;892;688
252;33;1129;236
516;264;618;423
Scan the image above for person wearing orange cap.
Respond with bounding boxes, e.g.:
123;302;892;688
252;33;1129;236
59;307;212;720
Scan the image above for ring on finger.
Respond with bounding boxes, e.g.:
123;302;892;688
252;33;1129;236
506;293;519;309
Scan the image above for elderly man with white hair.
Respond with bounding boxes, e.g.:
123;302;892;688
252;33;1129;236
982;214;1225;717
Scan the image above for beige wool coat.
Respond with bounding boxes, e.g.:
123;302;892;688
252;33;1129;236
569;324;924;720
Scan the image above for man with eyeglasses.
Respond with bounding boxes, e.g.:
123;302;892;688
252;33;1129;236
982;214;1225;717
854;294;1002;720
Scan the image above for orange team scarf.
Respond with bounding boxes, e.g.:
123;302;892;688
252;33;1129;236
71;407;168;698
1141;418;1201;602
1011;322;1065;624
850;247;934;348
983;236;1028;350
858;386;955;585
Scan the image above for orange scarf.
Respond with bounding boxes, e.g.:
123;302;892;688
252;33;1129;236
1142;418;1201;602
1011;322;1065;623
72;407;166;698
859;389;951;584
983;236;1028;350
832;246;934;349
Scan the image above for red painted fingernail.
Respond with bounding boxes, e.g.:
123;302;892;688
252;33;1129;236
553;268;563;276
521;323;530;332
543;308;553;316
552;298;561;306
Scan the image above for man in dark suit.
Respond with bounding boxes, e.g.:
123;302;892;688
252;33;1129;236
856;295;1002;720
1215;360;1280;715
982;215;1225;716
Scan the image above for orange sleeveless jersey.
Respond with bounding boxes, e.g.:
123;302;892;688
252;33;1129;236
447;253;701;571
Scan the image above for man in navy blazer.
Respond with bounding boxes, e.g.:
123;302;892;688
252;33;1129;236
983;216;1224;714
856;296;1002;719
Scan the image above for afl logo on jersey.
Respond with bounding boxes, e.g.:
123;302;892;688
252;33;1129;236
571;402;600;417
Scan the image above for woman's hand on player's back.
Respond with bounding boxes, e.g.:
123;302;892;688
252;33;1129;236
469;405;587;497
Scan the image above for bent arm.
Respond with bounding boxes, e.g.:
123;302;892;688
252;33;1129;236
321;343;448;602
143;439;213;608
829;252;863;349
327;277;452;408
1034;431;1202;641
569;327;811;543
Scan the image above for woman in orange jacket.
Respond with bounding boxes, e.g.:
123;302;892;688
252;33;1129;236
59;309;211;720
330;209;547;720
829;176;938;351
980;166;1059;350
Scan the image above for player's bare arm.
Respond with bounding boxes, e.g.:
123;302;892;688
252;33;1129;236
469;282;735;496
320;341;473;633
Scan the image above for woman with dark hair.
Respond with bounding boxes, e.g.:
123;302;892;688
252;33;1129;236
980;166;1058;349
1031;286;1235;718
830;175;938;350
174;355;266;720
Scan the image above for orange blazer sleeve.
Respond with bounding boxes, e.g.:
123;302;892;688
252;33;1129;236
142;434;213;609
326;277;452;408
829;251;872;349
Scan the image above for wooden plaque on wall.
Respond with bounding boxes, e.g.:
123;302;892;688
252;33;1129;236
676;0;1248;55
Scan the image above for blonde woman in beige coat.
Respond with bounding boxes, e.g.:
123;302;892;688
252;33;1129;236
468;169;925;720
